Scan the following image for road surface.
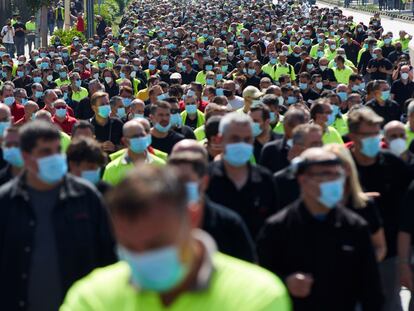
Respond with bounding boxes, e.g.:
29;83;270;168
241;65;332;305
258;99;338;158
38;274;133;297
317;1;414;63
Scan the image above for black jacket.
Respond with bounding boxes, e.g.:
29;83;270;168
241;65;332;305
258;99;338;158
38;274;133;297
202;197;257;263
257;200;383;311
0;173;117;310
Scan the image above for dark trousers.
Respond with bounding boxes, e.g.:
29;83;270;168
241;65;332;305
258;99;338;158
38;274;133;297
14;36;25;56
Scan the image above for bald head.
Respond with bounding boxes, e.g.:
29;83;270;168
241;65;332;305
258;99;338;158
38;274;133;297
122;119;146;137
384;120;406;142
0;103;11;121
171;139;208;159
136;118;151;134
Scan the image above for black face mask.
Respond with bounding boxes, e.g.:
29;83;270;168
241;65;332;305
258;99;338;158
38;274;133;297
223;89;233;97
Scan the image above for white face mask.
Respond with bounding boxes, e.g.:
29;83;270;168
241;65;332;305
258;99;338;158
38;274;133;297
389;138;406;156
104;77;112;84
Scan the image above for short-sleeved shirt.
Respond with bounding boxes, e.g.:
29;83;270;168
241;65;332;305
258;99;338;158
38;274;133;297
367;57;393;80
90;117;124;145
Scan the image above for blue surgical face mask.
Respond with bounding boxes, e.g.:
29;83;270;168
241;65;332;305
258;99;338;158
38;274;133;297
98;105;111;118
170;113;182;127
129;135;150;153
59;71;67;78
247;68;256;76
381;90;390;101
186;181;200;203
4;96;15;106
361;135;381;158
154;122;171;133
337;92;348;102
3;147;24;167
75;80;82;88
205;65;213;71
117;107;126;118
148;64;156;71
120;72;126;79
55;108;67;118
287;96;297;104
122;98;132;107
224;142;253;167
134;113;144;119
206;78;214;86
318;177;345;208
0;121;10;137
269;112;276;123
299;82;308;90
216;88;224;96
216;74;223;81
117;245;187;292
252;122;262;137
185;104;197;114
161;64;169;71
37;153;68;184
81;168;101;185
33;77;42;84
21;98;28;106
157;93;168;101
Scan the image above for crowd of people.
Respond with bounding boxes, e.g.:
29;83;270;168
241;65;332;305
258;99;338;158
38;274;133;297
0;0;414;310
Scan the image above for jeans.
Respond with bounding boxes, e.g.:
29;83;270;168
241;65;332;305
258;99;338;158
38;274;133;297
56;20;64;30
3;42;14;57
14;36;25;56
26;34;35;53
48;23;55;35
379;257;403;311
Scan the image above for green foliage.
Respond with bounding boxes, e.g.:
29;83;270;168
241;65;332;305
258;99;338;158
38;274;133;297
25;0;51;14
51;28;86;46
94;0;120;25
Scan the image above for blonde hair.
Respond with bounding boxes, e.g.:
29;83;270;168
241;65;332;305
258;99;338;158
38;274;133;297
324;144;368;209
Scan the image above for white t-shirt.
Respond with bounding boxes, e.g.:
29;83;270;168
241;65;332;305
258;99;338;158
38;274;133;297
227;96;244;110
1;26;14;44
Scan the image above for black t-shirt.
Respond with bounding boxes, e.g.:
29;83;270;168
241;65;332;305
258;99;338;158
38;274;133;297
90;117;123;146
365;98;402;126
151;130;185;154
347;198;382;234
184;114;198;130
354;150;411;258
367;57;393;80
173;126;196;140
301;88;320;102
13;22;26;37
181;69;198;85
390;79;414;106
253;131;281;163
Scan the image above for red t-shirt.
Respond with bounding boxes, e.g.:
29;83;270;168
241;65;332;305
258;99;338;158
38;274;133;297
52;115;77;135
11;102;25;123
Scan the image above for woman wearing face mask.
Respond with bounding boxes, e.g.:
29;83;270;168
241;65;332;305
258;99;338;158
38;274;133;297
324;143;386;262
299;57;317;74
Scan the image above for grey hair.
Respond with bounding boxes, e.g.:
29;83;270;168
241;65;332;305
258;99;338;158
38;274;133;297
218;111;252;135
407;100;414;116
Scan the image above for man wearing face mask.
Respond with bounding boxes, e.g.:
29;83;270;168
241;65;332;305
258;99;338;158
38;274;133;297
181;91;205;130
366;48;393;81
298;72;320;102
90;91;123;153
0;126;24;186
150;101;184;154
390;65;414;106
61;165;290;311
66;137;112;195
0;120;116;311
103;120;164;186
249;103;280;162
260;108;308;173
273;124;323;210
169;140;256;262
347;108;411;311
383;121;414;171
223;80;244;110
365;80;401;127
165;98;196;140
257;147;383;311
206;112;277;237
52;99;77;135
